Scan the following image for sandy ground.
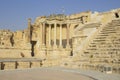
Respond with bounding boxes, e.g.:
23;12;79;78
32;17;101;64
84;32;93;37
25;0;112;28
0;68;94;80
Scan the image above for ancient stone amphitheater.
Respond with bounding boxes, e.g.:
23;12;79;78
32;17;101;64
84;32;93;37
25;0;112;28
0;8;120;75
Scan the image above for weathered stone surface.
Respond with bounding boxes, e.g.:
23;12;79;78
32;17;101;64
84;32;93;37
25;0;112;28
17;62;30;69
2;62;16;70
0;8;120;74
30;61;41;68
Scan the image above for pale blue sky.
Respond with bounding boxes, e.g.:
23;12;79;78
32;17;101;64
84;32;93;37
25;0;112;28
0;0;120;31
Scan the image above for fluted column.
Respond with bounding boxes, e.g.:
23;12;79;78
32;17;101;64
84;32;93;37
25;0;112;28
54;23;57;48
42;23;45;46
66;24;70;48
59;24;62;48
48;24;51;47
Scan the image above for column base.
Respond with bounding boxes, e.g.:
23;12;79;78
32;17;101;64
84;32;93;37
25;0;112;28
38;50;46;59
65;49;71;57
41;44;46;49
66;45;70;49
59;45;63;49
53;45;57;49
50;50;60;59
47;45;52;49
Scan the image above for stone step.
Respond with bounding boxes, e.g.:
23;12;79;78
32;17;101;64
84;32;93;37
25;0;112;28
100;32;116;34
87;48;97;50
100;30;116;32
84;51;89;54
95;36;107;38
76;19;120;70
93;39;106;42
111;21;120;23
89;45;96;47
105;24;120;27
102;29;116;31
93;40;106;42
110;20;120;23
97;34;108;36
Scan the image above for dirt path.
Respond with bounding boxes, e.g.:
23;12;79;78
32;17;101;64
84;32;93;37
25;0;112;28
0;68;94;80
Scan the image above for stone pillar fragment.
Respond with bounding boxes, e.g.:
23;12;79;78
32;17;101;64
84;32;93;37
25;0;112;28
59;24;63;48
54;23;57;48
27;18;31;42
42;23;45;46
66;24;70;48
48;24;52;47
40;23;42;46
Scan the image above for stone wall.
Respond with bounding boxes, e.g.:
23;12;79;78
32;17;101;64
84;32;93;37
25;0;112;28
0;48;31;58
0;30;12;47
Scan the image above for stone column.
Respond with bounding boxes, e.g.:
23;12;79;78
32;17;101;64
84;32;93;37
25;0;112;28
39;23;42;45
28;18;31;42
54;23;57;48
66;24;70;48
42;23;45;46
82;16;86;24
48;24;51;47
38;22;46;58
59;24;63;48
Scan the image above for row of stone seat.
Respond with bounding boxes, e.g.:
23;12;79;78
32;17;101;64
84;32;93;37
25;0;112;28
81;19;120;74
0;60;42;70
63;61;120;74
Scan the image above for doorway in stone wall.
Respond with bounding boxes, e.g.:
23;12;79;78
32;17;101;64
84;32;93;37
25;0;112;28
115;13;119;18
31;41;37;57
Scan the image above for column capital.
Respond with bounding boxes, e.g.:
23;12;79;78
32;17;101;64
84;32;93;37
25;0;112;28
28;18;31;28
59;23;62;26
67;23;70;27
28;18;31;23
54;22;57;25
42;22;46;26
49;23;53;26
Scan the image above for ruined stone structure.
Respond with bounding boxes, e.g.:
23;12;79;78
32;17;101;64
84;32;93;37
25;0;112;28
0;8;120;74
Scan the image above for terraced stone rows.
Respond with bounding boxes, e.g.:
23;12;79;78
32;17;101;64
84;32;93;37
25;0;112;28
80;19;120;73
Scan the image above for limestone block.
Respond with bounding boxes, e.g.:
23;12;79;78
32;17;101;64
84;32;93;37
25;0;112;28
46;50;51;58
17;62;30;69
50;60;58;66
42;60;52;67
21;51;31;58
50;50;60;59
3;62;16;70
0;49;22;58
30;61;41;68
37;50;46;59
43;59;60;67
62;50;71;57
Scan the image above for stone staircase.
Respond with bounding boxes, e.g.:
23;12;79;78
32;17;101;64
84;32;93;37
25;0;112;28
79;19;120;73
73;23;101;56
